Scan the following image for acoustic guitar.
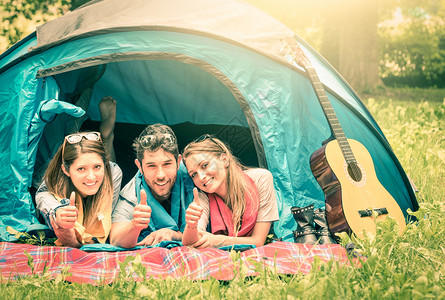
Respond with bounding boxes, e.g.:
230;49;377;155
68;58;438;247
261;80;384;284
281;36;406;237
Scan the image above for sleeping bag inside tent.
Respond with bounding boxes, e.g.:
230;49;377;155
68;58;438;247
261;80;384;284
0;0;418;243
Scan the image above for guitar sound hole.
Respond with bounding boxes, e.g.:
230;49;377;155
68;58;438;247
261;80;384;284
347;163;362;182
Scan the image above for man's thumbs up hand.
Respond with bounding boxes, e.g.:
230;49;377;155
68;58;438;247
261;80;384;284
133;189;152;230
55;191;78;229
185;188;204;229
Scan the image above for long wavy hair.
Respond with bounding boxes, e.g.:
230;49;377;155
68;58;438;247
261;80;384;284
183;136;251;233
44;136;113;230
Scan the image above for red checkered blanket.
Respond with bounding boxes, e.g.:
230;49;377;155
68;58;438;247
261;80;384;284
0;241;356;284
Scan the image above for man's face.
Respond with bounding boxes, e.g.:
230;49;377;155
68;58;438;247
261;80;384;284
135;149;180;202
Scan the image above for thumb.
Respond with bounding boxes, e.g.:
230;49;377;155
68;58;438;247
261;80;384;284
193;187;200;206
69;191;76;206
140;189;148;206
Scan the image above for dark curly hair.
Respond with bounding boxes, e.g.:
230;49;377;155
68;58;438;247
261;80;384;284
132;124;179;161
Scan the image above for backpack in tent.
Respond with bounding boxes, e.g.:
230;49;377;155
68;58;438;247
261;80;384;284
0;0;418;242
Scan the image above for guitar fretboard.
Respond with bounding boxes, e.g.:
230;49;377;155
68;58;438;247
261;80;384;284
305;67;357;165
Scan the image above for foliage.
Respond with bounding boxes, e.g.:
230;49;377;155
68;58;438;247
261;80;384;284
1;90;444;298
0;0;64;48
5;226;56;246
361;86;445;103
366;97;445;208
378;1;445;88
0;0;89;51
249;0;445;89
2;0;444;88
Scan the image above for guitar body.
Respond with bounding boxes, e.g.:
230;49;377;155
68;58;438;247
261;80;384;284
310;138;406;237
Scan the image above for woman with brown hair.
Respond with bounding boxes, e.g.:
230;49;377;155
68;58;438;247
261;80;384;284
35;98;122;247
182;135;279;248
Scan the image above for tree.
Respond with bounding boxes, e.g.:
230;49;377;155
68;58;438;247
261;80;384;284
2;0;443;88
0;0;89;52
250;0;445;90
321;0;380;92
250;0;381;92
379;0;445;87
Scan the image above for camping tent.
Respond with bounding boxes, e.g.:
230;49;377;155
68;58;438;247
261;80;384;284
0;0;418;243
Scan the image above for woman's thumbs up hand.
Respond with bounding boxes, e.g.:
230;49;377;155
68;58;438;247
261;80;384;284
185;188;204;229
55;191;78;229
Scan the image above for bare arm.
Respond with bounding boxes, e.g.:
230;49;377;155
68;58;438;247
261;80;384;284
189;169;277;248
182;188;204;246
182;225;201;246
47;191;82;248
109;189;151;248
109;221;144;248
192;221;271;248
137;228;182;246
50;218;82;248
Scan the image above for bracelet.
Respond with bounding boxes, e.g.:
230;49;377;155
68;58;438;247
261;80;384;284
187;224;197;230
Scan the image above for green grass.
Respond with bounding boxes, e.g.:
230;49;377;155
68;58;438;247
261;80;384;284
361;86;445;103
1;88;444;299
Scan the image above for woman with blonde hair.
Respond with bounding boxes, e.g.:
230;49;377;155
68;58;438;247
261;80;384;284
35;98;122;248
182;135;279;248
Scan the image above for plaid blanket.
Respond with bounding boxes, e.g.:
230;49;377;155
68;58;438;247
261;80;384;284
0;241;356;284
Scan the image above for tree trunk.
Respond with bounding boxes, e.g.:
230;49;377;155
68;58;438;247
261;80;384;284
321;0;381;93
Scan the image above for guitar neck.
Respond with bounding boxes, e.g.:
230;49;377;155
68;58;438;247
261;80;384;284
305;67;356;164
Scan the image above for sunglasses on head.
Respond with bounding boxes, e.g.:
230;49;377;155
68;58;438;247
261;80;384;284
62;132;101;159
195;134;215;142
194;134;224;150
139;133;175;147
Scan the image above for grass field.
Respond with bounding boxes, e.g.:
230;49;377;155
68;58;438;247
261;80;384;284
1;88;444;299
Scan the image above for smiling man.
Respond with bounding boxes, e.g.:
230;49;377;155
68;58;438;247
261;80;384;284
109;124;195;248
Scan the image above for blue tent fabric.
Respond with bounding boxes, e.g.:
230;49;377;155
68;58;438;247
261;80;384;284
78;241;254;252
0;0;417;243
0;33;37;70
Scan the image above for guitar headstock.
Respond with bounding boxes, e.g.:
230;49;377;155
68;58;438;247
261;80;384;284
280;36;312;70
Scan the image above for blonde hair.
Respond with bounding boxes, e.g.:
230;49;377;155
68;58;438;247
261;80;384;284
183;136;251;233
44;136;113;231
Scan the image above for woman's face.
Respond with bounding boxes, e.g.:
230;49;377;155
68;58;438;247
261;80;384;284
62;153;105;198
186;152;228;198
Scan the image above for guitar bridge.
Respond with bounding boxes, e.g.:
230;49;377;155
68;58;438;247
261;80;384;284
358;208;388;218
